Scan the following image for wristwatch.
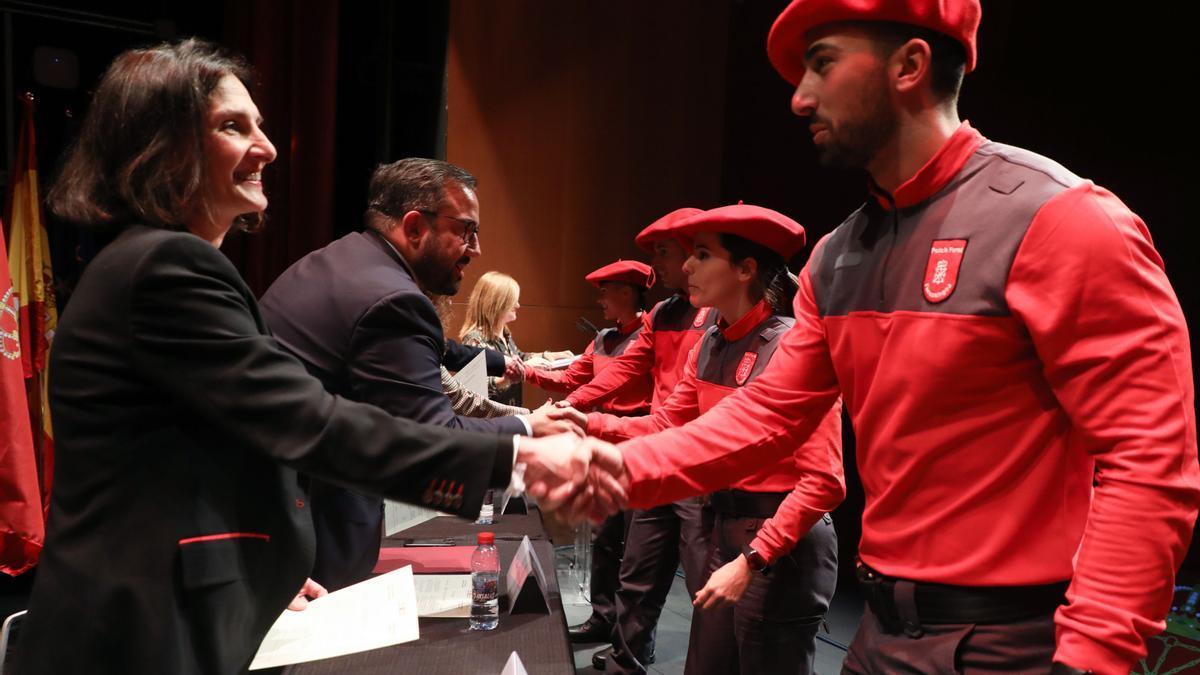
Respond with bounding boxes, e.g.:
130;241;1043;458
741;545;770;575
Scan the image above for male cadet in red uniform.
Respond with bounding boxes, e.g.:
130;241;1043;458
582;1;1200;673
524;260;655;664
561;209;719;672
524;259;655;413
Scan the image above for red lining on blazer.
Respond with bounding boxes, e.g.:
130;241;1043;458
178;532;271;545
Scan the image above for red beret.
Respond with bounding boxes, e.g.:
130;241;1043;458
635;207;704;253
585;260;656;290
767;0;981;86
670;204;806;260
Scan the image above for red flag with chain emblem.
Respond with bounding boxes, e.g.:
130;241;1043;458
5;93;57;514
0;217;43;576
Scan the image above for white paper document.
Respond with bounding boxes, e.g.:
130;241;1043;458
384;499;444;536
414;574;472;618
249;566;420;670
453;350;489;397
547;355;580;369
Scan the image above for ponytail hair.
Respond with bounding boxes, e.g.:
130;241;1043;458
718;233;799;317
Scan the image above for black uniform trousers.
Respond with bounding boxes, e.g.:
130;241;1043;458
685;512;837;675
609;497;712;674
586;510;633;627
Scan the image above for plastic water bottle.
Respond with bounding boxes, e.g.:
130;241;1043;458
475;489;494;525
470;531;500;630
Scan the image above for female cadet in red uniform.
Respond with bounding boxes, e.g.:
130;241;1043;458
586;205;842;675
523;260;655;654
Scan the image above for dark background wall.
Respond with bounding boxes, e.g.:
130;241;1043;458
1;0;1195;593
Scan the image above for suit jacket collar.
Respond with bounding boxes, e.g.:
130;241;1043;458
363;228;418;281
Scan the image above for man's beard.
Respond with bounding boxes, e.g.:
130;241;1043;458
411;240;465;296
814;69;897;170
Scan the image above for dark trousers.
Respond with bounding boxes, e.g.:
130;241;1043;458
309;481;383;592
587;510;631;626
610;497;712;675
842;594;1057;674
685;512;838;675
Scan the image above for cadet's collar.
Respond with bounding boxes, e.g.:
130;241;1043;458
718;299;772;342
868;121;985;211
618;313;644;336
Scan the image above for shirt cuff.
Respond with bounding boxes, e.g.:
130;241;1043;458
516;415;533;436
509;435;526;496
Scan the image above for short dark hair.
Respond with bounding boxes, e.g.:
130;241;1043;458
365;158;477;232
49;38;258;232
861;21;967;103
718;233;798;318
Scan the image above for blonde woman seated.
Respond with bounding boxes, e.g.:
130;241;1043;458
460;271;570;407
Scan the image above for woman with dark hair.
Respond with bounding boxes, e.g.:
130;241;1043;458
581;205;843;675
15;39;579;674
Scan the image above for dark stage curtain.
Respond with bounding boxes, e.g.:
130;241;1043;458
219;0;340;297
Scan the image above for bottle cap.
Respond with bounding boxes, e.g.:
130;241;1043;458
477;532;495;545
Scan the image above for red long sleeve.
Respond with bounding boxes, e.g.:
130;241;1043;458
619;266;845;541
568;314;655;409
524;343;596;393
586;344;704;441
1006;184;1199;673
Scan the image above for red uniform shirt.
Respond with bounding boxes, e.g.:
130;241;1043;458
525;316;652;415
566;293;717;412
619;123;1199;673
589;300;842;563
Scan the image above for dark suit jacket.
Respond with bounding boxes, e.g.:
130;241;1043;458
258;230;525;589
15;226;510;674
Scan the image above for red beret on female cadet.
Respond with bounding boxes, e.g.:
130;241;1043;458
584;1;1199;674
587;204;843;675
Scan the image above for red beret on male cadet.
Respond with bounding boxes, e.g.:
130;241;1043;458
634;207;704;253
767;0;982;85
585;260;656;290
667;204;807;260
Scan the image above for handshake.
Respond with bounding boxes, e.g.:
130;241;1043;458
514;421;631;524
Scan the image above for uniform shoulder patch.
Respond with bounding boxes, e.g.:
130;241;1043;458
692;306;711;328
923;239;967;304
734;352;758;385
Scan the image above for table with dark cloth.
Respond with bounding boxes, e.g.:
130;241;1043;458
279;509;574;675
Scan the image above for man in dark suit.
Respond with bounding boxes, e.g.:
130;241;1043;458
260;158;579;590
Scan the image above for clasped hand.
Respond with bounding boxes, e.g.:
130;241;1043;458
515;432;629;524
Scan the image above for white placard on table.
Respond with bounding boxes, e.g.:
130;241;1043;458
501;651;529;675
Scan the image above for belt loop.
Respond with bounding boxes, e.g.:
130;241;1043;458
893;580;924;638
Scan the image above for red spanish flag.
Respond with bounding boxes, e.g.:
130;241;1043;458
0;217;43;576
5;93;57;513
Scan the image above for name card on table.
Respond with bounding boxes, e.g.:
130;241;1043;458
505;535;550;614
500;489;528;515
501;651;529;675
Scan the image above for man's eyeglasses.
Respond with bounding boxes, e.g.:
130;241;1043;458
418;210;480;246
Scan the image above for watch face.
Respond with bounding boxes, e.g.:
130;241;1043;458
743;547;768;572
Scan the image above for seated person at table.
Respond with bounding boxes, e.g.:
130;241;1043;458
460;271;571;407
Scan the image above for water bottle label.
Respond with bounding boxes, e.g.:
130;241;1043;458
472;574;498;603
